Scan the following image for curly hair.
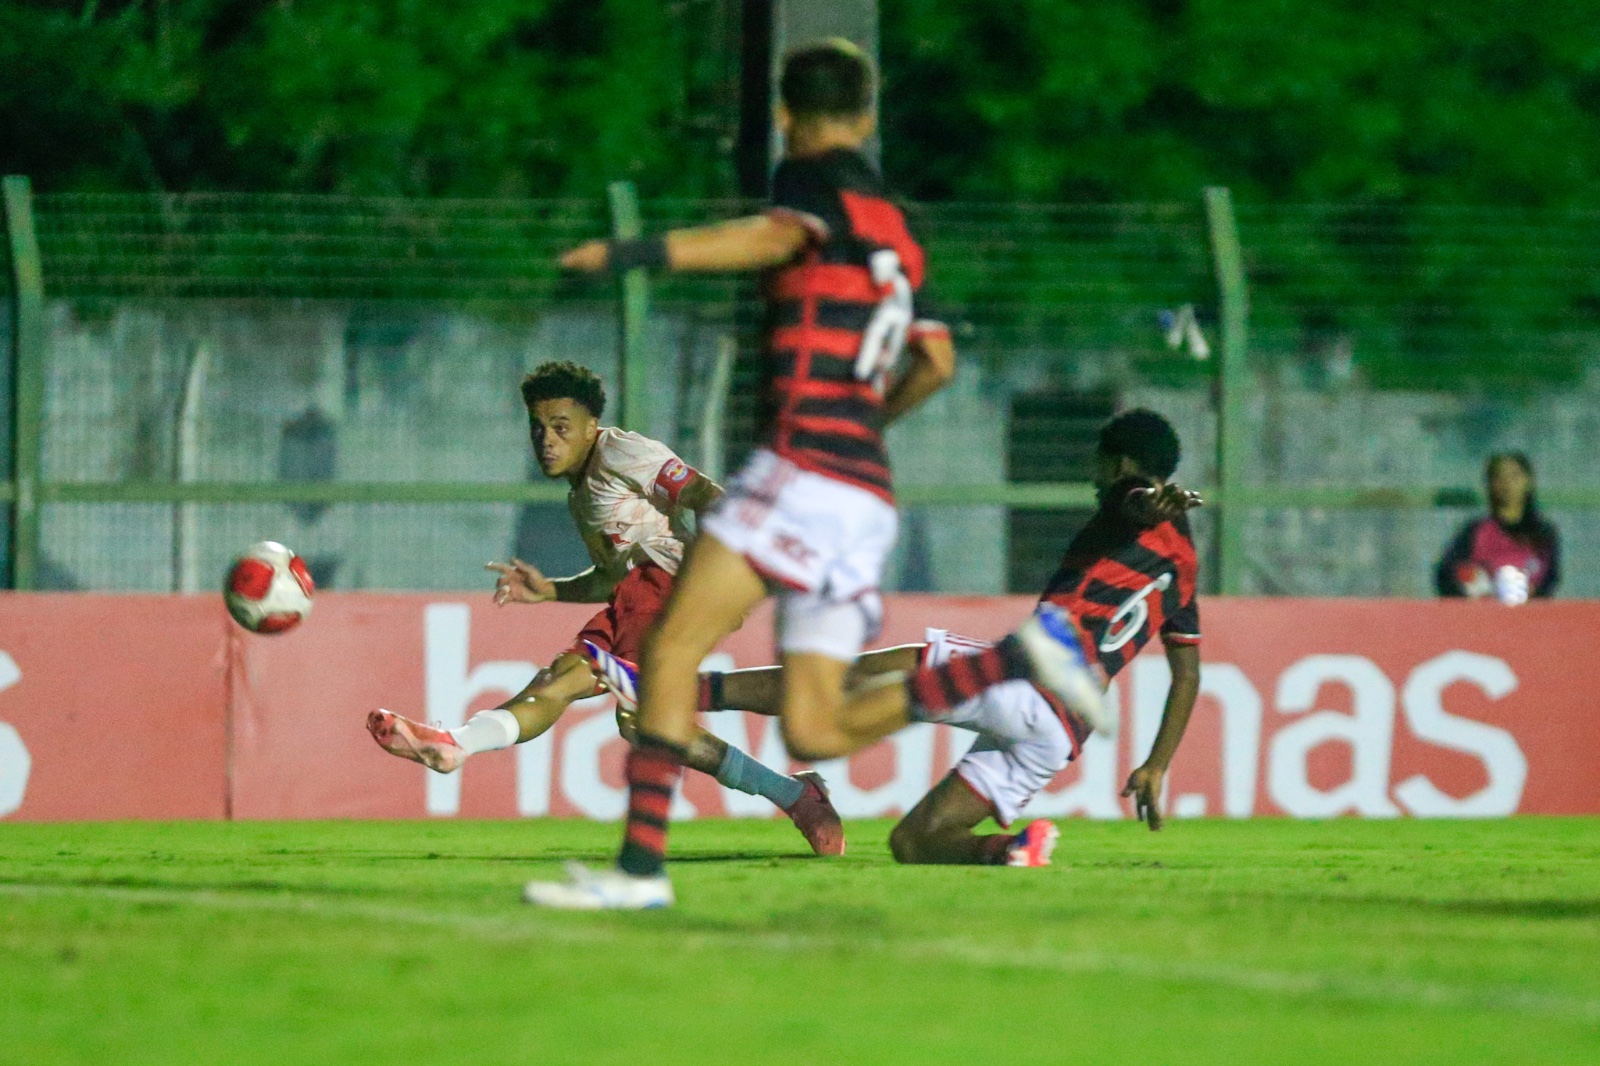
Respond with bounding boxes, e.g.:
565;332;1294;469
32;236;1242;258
520;361;605;419
1099;408;1181;480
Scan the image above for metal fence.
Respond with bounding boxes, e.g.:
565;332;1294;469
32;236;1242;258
5;179;1600;597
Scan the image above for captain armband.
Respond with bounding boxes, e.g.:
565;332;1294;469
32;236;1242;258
652;458;698;505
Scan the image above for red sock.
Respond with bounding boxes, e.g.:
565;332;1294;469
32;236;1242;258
907;635;1030;720
617;738;684;877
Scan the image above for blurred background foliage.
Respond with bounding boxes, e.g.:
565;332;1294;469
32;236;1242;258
4;0;1600;389
5;0;1599;205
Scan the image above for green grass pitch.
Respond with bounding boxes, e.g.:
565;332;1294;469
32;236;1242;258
2;818;1598;1064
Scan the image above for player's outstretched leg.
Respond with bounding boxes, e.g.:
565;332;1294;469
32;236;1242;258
588;643;844;856
889;774;1058;867
907;604;1111;738
368;651;600;773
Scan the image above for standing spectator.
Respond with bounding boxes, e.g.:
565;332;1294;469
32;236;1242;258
1436;452;1561;603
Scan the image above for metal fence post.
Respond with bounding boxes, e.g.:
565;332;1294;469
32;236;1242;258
3;176;45;591
607;181;652;434
1204;186;1249;595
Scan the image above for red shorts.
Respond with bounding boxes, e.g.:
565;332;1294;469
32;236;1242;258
569;562;674;665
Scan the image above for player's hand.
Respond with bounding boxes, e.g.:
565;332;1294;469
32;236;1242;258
1126;483;1204;527
559;240;609;273
486;558;557;605
1121;764;1166;831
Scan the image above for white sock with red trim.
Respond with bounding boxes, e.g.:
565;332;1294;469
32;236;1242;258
449;709;521;755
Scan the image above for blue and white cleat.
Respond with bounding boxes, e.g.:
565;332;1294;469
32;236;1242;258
1016;604;1115;738
523;861;674;910
583;640;639;712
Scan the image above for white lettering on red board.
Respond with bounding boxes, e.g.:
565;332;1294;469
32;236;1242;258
0;652;30;818
418;603;1529;820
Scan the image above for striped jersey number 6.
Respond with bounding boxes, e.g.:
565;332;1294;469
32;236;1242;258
854;249;913;388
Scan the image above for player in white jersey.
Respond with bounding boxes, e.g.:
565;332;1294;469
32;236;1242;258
367;361;844;855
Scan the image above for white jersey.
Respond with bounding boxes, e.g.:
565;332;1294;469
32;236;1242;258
567;427;697;576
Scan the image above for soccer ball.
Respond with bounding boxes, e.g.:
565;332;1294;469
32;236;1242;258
224;541;314;634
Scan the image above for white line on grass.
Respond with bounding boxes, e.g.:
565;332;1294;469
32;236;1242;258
3;881;1596;1024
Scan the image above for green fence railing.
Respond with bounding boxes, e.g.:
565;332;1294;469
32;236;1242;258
7;183;1600;596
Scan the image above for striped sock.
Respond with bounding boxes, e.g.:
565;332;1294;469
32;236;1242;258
617;737;685;877
698;672;725;712
907;635;1031;721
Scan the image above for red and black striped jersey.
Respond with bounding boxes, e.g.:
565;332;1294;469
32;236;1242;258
1038;481;1202;680
762;148;941;502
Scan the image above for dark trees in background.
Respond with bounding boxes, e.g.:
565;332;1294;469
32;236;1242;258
3;0;1599;206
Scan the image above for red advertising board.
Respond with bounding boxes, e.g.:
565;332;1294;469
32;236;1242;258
1;593;1597;821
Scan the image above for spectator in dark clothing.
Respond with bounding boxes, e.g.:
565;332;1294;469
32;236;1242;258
1436;452;1560;603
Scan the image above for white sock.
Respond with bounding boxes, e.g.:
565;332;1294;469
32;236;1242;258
449;709;521;755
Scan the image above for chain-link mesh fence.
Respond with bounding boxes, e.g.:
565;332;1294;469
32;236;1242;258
11;192;1600;596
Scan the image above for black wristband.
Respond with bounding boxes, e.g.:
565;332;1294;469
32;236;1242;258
707;671;725;711
607;236;669;273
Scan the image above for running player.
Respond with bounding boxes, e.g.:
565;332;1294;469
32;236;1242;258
366;361;843;855
528;40;1099;909
591;409;1203;868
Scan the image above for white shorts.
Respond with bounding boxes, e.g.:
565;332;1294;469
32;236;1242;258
702;449;898;662
923;629;1076;828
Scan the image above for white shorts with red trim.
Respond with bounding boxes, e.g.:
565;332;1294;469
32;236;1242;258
702;448;898;661
922;628;1075;828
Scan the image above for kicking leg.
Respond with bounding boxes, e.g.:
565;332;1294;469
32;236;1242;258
703;644;924;716
367;651;597;773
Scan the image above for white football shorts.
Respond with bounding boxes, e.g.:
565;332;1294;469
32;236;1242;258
702;448;898;662
922;628;1076;828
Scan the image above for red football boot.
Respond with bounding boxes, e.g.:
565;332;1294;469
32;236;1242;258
367;709;465;774
1006;819;1060;867
786;770;846;856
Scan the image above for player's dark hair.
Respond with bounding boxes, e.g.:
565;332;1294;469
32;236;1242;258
1099;409;1181;480
780;39;874;119
1486;451;1556;548
521;361;605;419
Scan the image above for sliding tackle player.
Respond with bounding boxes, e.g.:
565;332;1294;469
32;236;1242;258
590;409;1203;867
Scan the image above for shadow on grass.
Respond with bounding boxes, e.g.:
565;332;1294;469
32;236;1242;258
1424;897;1600;920
0;875;376;897
1312;892;1600;921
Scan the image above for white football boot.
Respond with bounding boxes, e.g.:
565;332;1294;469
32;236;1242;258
523;861;674;910
1016;604;1115;738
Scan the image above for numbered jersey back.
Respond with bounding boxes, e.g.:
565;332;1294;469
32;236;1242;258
762;148;933;503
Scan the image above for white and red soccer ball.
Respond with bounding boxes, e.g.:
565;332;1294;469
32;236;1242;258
224;541;314;633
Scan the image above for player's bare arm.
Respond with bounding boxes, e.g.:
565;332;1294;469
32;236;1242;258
882;327;956;426
560;213;811;276
674;471;724;515
485;558;620;606
1122;641;1201;831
